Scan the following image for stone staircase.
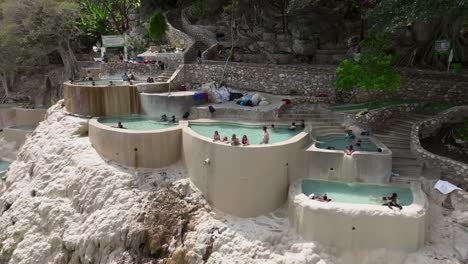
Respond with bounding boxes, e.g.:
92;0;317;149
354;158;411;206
279;105;345;137
373;113;434;183
155;69;176;82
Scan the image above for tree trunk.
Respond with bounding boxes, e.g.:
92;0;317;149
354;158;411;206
57;39;79;80
0;72;9;98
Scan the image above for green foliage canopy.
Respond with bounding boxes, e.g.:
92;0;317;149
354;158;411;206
369;0;468;33
148;11;167;43
334;37;401;105
192;0;204;17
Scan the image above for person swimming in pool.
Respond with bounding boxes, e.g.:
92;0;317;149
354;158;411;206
160;114;167;122
288;122;296;131
113;122;126;129
222;136;229;144
241;135;249;146
353;139;362;147
231;134;240;146
170;115;176;123
383;192;403;210
308;193;332;202
345;130;355;139
262;126;269;144
271;124;276;132
213;131;221;142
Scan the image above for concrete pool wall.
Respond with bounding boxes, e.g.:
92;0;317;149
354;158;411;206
88;118;182;168
4;126;36;149
140;91;204;119
64;83;140;116
306;136;392;183
0;106;46;129
182;121;311;217
288;179;427;256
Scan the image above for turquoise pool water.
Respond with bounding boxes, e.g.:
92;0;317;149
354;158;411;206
76;80;143;86
0;161;10;178
316;134;379;152
98;116;178;130
189;123;304;144
9;125;37;131
302;179;413;206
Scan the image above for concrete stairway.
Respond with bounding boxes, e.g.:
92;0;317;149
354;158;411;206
278;105;345;137
155;70;176;82
373;113;433;183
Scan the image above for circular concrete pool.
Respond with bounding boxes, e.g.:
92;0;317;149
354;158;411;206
189;122;305;145
98;116;177;130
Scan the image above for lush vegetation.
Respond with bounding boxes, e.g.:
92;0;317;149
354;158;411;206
148;11;167;43
192;0;204;17
334;36;401;110
454;121;468;142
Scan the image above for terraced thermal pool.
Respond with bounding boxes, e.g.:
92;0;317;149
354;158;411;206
76;80;143;86
0;160;11;178
189;122;304;144
302;179;413;206
98;116;178;130
316;134;379;152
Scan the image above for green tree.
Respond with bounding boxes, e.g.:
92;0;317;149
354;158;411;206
148;11;167;43
369;0;468;68
334;37;401;109
77;0;140;35
192;0;204;17
77;0;112;40
0;0;80;80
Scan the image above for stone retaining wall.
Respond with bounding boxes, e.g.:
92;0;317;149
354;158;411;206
344;103;424;129
172;63;468;103
410;106;468;190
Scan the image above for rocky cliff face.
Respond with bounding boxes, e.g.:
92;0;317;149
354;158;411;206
0;103;334;263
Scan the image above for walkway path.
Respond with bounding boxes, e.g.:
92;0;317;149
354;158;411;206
374;113;434;183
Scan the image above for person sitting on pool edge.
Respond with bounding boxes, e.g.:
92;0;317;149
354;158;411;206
288;122;296;131
308;193;332;202
262;126;269;144
300;119;305;128
345;129;355;139
382;192;403;210
344;145;354;155
160;114;167;122
112;121;126;129
213;131;221;142
231;134;240;146
241;135;249;146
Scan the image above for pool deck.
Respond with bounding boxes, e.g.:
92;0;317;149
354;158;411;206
190;92;286;121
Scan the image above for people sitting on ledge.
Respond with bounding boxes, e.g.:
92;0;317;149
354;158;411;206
308;193;332;202
241;135;249;146
231;134;240;146
344;145;354;155
112;121;126;129
122;72;129;81
299;119;305;128
213;131;220;142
